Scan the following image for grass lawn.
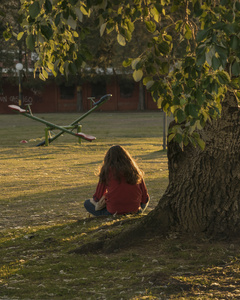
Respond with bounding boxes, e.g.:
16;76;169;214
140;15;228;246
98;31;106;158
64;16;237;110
1;111;240;299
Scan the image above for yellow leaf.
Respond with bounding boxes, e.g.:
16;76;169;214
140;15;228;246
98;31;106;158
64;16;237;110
117;34;126;46
133;69;143;82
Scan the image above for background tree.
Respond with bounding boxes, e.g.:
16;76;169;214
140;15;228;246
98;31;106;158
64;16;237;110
0;0;21;90
0;0;45;94
6;0;240;247
83;20;151;109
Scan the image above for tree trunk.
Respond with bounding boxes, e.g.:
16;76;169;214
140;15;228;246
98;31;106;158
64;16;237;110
145;92;240;237
77;85;83;112
137;80;145;111
106;92;240;250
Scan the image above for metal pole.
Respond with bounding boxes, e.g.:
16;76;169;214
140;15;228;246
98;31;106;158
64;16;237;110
16;63;23;107
19;111;84;138
18;69;23;107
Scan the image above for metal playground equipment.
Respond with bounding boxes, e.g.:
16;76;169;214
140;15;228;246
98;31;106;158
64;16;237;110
8;94;112;146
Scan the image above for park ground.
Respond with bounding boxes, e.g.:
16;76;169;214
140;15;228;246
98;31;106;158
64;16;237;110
1;111;240;299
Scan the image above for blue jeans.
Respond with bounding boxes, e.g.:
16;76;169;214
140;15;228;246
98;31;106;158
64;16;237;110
84;199;112;216
84;200;148;216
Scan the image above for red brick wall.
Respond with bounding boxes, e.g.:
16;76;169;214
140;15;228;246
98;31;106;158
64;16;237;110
1;78;159;114
1;79;58;114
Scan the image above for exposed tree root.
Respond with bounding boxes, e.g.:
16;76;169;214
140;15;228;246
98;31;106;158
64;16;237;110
70;205;172;254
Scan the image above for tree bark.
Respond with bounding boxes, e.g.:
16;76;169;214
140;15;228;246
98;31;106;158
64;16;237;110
106;92;240;248
146;92;240;237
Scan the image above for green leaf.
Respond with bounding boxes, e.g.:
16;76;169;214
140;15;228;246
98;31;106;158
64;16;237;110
196;53;206;66
41;25;53;39
75;8;83;22
175;133;182;144
3;29;11;41
194;0;203;17
180;98;187;106
100;22;107;36
215;45;228;65
122;58;132;67
196;89;205;105
80;5;89;16
212;56;221;70
196;29;209;43
117;34;126;46
230;35;239;50
123;29;132;42
185;104;199;118
168;133;175;142
17;32;24;41
236;1;240;10
29;2;40;19
154;3;163;14
184;24;192;40
176;109;186;123
69;62;77;74
217;71;231;84
150;6;160;22
67;16;77;30
42;68;49;79
44;0;52;13
39;72;46;81
126;20;134;33
26;34;35;51
232;61;240;76
131;58;141;69
206;46;215;66
230;77;240;88
145;21;156;33
194;136;205;150
158;41;170;55
187;79;195;88
55;13;61;26
133;69;143;82
173;84;182;96
73;31;78;38
146;80;155;89
162;62;169;73
47;61;54;71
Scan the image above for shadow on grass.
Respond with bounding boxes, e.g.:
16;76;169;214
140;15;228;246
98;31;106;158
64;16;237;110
137;150;168;161
0;185;95;229
1;214;240;299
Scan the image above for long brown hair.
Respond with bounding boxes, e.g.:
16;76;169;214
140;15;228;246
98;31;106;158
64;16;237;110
99;145;144;185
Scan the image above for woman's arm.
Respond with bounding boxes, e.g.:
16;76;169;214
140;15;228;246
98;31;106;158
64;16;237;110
93;181;107;201
139;179;150;204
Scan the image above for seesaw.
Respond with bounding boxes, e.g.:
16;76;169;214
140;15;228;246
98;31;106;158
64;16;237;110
8;94;112;146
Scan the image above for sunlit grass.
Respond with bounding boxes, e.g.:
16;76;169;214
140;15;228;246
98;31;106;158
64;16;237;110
0;112;170;230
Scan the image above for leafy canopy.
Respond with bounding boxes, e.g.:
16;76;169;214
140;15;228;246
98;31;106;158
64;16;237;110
5;0;240;149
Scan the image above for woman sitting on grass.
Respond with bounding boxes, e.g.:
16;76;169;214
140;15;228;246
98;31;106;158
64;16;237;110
84;145;150;216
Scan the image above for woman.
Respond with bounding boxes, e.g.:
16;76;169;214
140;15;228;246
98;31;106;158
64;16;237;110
84;145;150;216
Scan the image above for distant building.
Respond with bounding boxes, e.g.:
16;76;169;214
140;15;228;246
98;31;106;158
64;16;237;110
0;75;158;114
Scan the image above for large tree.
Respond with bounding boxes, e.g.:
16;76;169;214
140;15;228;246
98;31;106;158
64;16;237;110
6;0;240;248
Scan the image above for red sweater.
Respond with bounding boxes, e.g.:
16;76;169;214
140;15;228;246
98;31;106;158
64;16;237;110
93;172;149;214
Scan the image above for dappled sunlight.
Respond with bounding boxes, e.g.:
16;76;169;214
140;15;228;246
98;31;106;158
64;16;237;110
0;259;27;282
172;260;240;298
